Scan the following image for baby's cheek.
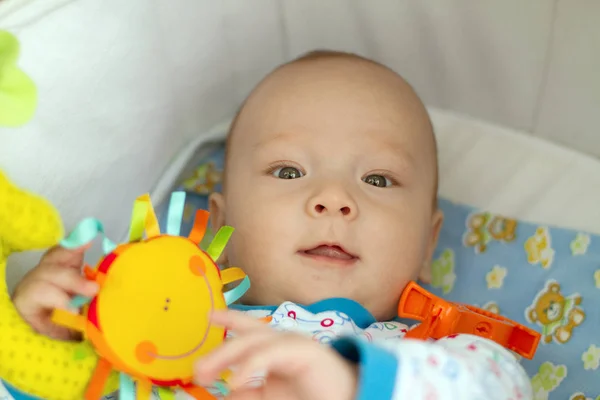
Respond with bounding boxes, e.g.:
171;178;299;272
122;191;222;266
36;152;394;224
362;212;428;290
369;211;426;260
225;212;284;270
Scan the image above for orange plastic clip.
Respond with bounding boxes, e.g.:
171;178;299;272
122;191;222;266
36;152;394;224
398;281;541;359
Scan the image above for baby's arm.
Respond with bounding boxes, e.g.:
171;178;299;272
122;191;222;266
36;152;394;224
330;334;532;400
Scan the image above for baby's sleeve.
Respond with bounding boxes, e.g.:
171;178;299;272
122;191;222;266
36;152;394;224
330;334;532;400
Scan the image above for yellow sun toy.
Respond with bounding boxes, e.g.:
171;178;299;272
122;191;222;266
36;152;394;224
50;192;249;400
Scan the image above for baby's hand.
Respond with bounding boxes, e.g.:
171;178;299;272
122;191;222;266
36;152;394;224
195;310;358;400
12;245;98;340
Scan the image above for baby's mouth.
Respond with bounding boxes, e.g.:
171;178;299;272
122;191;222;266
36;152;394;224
299;244;358;262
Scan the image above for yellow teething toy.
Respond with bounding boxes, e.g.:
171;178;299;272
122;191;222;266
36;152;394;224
0;171;110;400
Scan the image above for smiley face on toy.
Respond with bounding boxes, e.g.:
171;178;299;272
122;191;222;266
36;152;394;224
85;235;227;384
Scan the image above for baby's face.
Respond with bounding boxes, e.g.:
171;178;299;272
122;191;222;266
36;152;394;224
211;57;442;320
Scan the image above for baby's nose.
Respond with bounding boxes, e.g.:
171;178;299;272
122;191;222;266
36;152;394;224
313;203;351;216
307;189;358;220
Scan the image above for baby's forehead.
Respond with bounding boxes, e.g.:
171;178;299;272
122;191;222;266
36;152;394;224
226;55;436;173
237;61;427;136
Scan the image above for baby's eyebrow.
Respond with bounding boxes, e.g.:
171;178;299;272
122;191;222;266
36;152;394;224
252;131;297;150
370;139;416;170
251;130;418;173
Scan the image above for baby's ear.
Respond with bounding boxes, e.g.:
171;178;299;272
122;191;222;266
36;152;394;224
209;192;228;264
208;192;226;230
419;208;444;283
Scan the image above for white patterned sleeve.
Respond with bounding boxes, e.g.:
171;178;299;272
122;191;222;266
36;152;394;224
330;333;532;400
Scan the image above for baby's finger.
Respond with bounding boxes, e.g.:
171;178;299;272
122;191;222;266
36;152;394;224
34;266;98;297
14;282;81;341
14;280;75;319
42;244;90;268
229;336;318;388
210;310;272;334
194;331;275;386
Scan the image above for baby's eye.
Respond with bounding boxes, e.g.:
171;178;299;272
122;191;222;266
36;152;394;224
273;166;304;179
363;174;391;188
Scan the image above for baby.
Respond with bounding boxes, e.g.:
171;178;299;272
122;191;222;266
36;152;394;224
12;50;532;399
